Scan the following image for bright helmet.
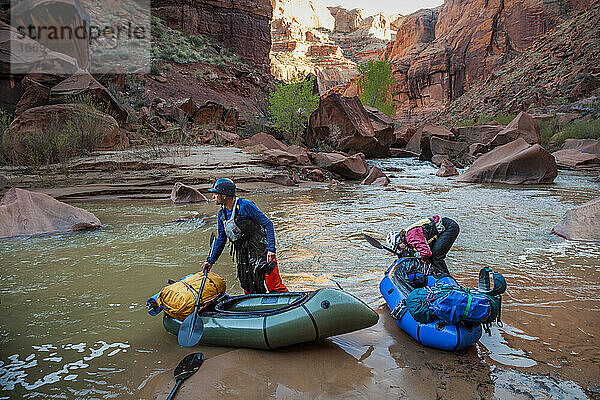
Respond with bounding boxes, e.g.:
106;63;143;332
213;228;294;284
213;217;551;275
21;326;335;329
386;231;401;250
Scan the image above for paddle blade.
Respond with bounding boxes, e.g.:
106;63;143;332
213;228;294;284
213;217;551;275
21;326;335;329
362;233;384;249
174;352;205;380
177;312;204;347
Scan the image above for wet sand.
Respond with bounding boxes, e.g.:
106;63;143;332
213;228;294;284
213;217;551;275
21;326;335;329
145;308;594;400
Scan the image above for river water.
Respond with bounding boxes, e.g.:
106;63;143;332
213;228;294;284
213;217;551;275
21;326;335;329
0;158;599;399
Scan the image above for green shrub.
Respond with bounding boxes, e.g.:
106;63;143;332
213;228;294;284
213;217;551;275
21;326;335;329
241;117;270;139
21;99;107;166
476;113;494;124
151;16;246;66
495;114;517;125
538;115;600;150
150;63;161;75
538;116;561;147
457;119;476;127
268;75;320;141
0;110;14;165
557;118;600;141
357;60;396;118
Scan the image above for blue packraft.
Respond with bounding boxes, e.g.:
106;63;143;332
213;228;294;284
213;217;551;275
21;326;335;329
405;267;506;332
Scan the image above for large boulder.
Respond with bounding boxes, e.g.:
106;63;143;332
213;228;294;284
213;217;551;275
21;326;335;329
193;101;239;131
15;76;50;115
286;145;312;165
49;70;128;124
212;130;240;145
453;123;504;145
361;166;390;185
312;152;368;180
237;132;288;152
306;94;391;157
0;188;101;238
429;136;469;166
170;182;208;203
0;21;79;112
264;173;298;186
551;139;600;170
552;198;600;241
469;142;489;156
364;106;396;155
261;149;299;166
456;138;558;184
394;126;417;147
487;112;540;149
177;98;198;118
3;104;128;165
436;159;459;177
405;125;454;159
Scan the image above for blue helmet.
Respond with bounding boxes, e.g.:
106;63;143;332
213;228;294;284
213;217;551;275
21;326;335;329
208;178;236;197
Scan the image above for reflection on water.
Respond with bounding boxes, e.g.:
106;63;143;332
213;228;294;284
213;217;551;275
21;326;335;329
0;158;599;398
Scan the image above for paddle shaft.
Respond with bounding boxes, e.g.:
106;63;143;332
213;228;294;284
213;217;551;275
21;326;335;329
166;378;183;400
362;233;401;257
189;271;208;325
178;233;216;346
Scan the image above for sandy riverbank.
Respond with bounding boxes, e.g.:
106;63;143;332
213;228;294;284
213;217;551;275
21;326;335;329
143;308;594;400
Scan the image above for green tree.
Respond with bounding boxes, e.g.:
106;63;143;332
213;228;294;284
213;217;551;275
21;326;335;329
357;60;396;118
268;75;320;141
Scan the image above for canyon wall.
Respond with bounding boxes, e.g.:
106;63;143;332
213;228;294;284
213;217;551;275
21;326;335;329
152;0;273;73
385;0;595;123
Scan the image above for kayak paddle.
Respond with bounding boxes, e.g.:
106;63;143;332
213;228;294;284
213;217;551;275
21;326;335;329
166;352;205;400
178;232;216;347
362;233;400;257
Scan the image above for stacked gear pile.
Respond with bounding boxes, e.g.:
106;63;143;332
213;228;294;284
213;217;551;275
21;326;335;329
405;267;506;334
151;272;226;320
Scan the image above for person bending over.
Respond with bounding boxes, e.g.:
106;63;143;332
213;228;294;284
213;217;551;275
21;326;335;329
387;216;459;277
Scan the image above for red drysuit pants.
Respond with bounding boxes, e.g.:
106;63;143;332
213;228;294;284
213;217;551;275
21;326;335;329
243;262;288;294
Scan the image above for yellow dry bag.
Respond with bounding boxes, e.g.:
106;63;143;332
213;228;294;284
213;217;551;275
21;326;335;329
156;272;226;320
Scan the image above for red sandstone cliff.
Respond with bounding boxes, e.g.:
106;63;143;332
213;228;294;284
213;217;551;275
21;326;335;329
385;0;595;124
270;2;399;93
270;0;357;93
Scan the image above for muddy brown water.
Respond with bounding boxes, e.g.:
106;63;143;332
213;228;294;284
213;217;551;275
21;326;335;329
0;158;599;399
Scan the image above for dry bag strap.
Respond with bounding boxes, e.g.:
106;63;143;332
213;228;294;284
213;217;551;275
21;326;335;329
463;292;473;319
391;300;408;320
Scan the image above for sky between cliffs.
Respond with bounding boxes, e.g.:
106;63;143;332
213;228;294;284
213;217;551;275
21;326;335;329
319;0;444;16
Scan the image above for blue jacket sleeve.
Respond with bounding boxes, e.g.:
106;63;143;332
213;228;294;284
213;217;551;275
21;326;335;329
207;210;227;264
243;199;276;252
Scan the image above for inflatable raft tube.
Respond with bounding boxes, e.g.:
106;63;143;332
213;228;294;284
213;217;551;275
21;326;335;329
380;264;482;351
163;288;378;349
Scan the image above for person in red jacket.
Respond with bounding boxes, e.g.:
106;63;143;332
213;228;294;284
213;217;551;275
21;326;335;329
387;216;459;277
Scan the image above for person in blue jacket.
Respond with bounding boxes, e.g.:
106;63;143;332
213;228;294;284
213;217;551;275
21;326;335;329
202;178;288;294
